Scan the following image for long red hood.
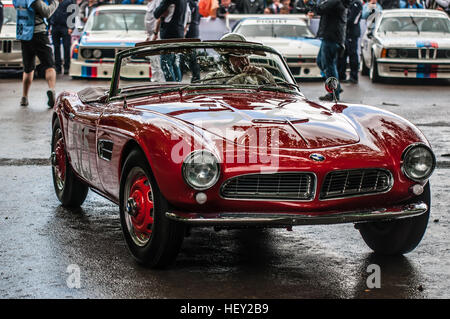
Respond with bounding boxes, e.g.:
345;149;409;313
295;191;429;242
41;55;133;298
135;91;360;150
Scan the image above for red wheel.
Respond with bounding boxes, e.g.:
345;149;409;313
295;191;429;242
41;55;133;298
119;149;185;268
51;119;88;207
123;168;155;247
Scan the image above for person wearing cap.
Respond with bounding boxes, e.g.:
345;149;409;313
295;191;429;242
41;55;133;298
203;33;275;85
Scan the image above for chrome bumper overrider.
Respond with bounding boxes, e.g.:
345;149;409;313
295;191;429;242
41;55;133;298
165;202;427;227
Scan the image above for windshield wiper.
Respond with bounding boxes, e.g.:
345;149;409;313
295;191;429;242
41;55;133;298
122;14;129;33
410;16;420;34
257;81;299;92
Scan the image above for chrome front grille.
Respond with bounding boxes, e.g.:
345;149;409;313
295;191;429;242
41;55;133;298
221;172;316;200
320;169;392;200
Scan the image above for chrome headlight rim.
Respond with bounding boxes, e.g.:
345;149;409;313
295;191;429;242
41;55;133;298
92;49;102;59
387;48;398;58
182;150;221;191
401;143;436;182
81;48;92;59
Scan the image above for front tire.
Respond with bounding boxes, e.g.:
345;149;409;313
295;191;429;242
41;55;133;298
119;149;185;268
358;183;431;255
51;118;88;207
361;55;370;76
369;55;382;83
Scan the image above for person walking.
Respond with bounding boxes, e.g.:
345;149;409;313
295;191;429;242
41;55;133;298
49;0;74;75
144;0;164;82
313;0;350;101
338;0;362;84
154;0;187;81
13;0;59;107
185;0;201;82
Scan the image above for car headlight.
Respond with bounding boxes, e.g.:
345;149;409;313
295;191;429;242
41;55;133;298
182;150;220;190
399;49;408;58
81;49;92;59
93;49;102;59
387;49;397;58
402;144;436;182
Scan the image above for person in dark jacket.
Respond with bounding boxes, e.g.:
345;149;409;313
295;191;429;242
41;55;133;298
0;1;4;34
186;0;200;82
338;0;362;84
49;0;75;74
237;0;264;13
154;0;187;81
217;0;239;18
379;0;399;8
293;0;316;13
313;0;349;101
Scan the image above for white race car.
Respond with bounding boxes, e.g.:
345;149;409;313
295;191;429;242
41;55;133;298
70;5;148;79
0;0;23;73
232;17;322;80
361;9;450;82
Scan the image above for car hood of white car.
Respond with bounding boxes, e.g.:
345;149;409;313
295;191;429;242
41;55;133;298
377;33;450;49
80;31;146;47
245;36;321;56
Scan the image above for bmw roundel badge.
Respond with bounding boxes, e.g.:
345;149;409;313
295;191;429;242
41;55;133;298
310;153;325;162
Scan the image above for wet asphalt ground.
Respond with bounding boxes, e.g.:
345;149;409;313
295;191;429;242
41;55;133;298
0;74;449;299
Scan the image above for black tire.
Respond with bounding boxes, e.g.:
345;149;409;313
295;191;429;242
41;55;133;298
361;55;370;76
119;149;185;268
369;54;381;83
51;118;88;207
358;183;431;255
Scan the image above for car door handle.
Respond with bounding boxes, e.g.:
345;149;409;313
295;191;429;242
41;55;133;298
68;112;75;120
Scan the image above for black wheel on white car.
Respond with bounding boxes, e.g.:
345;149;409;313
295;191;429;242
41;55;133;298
369;54;381;83
119;149;185;268
361;55;370;76
358;183;431;255
51;118;88;208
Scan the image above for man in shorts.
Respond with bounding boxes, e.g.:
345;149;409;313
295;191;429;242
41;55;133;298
13;0;59;107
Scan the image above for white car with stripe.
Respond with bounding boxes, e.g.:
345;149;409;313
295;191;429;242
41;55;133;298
70;5;148;79
233;17;322;80
361;9;450;82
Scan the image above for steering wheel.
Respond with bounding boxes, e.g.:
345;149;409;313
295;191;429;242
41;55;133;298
225;73;272;85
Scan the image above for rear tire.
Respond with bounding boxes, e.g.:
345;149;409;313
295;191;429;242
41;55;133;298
119;149;185;268
358;183;431;255
51;118;88;207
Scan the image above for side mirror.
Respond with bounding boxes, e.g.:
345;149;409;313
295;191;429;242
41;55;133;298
325;77;339;103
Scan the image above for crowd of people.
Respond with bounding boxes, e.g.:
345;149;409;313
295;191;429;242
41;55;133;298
8;0;450;106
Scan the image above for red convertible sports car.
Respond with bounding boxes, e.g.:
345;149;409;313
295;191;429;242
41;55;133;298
51;36;436;268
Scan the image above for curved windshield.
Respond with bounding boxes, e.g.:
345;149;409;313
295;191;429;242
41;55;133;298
379;16;450;34
236;23;314;38
116;44;297;95
3;5;17;25
85;10;146;32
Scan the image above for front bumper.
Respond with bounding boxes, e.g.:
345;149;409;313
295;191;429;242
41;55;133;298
70;59;151;79
165;202;427;227
377;58;450;78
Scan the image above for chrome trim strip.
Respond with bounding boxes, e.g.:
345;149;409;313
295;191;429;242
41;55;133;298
220;171;317;202
165;202;427;227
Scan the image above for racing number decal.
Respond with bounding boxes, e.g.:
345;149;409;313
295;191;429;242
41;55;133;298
72;123;93;181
